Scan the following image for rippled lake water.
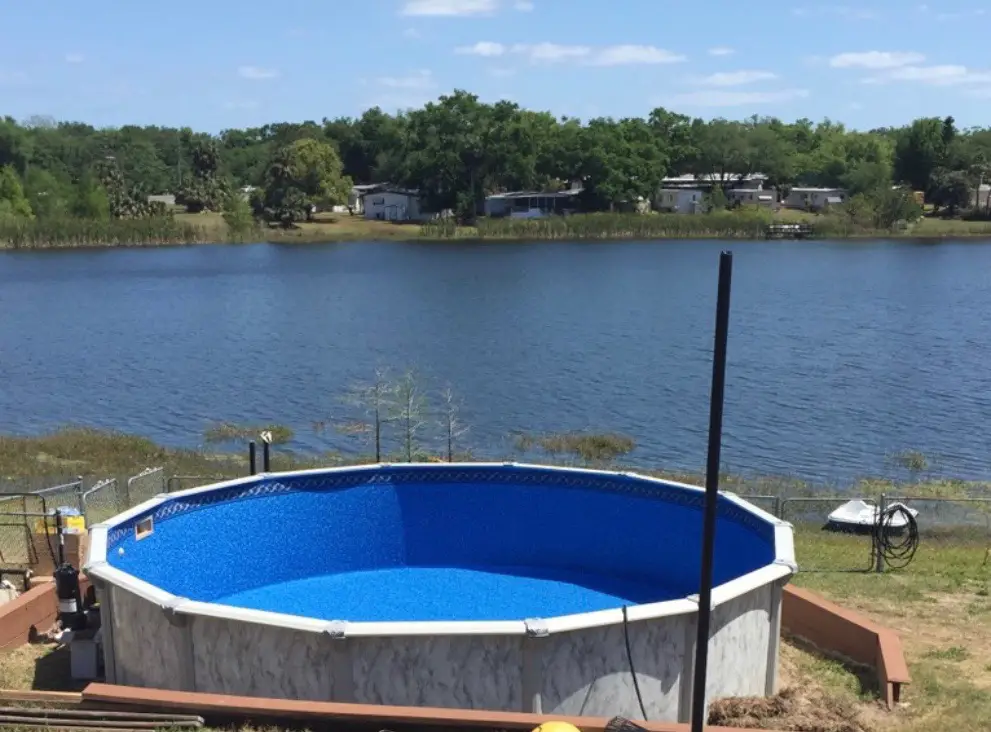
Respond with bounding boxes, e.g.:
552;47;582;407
3;238;991;485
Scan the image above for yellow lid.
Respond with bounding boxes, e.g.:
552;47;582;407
533;723;582;732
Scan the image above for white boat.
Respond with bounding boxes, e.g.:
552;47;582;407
826;499;919;531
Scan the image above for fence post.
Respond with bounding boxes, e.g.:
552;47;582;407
774;496;782;518
875;492;887;574
75;475;85;515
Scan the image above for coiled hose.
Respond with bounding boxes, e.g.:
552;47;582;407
870;503;920;571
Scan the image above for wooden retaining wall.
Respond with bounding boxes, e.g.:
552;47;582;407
0;578;90;653
782;584;910;708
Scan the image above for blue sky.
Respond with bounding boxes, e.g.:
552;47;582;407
2;0;991;132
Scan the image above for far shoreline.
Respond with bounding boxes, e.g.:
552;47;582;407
5;210;991;250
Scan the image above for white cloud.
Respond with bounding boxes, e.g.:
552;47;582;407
697;70;778;86
376;69;435;89
512;42;591;62
238;65;279;80
403;27;421;38
455;41;506;57
829;51;925;69
401;0;497;16
513;0;534;10
506;43;684;66
864;64;991;86
64;53;85;64
587;45;685;66
666;88;809;108
708;47;734;57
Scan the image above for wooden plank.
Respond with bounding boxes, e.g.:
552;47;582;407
0;689;83;704
876;630;910;684
82;683;768;732
876;629;911;709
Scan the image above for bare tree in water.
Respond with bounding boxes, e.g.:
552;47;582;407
341;368;395;462
439;386;470;462
391;370;428;462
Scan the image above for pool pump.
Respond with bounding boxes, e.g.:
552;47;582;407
54;562;86;631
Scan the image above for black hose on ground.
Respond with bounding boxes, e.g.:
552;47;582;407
870;504;920;571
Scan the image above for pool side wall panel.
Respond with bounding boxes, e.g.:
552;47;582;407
104;583;778;720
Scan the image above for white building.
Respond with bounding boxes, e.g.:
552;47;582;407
655;188;704;214
363;188;428;222
660;173;768;191
784;187;847;211
349;184;383;215
484;187;582;218
974;183;991;210
727;188;777;207
146;194;176;207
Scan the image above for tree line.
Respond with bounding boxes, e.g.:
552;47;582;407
2;90;990;231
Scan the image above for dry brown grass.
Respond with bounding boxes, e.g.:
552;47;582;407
173;210;424;243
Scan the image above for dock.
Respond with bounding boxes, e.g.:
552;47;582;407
765;223;813;240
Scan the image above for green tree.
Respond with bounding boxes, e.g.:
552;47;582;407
22;168;70;219
895;117;952;193
221;192;257;240
927;168;972;214
283;138;352;210
178;139;229;213
71;177;111;220
259;138;351;226
0;165;34;219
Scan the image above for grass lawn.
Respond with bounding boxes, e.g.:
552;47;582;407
784;528;991;732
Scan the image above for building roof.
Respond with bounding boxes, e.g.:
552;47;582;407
791;187;845;193
661;173;767;184
486;188;583;200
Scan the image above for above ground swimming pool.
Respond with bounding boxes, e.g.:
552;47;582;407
86;464;796;723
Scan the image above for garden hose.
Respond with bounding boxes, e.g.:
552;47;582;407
870;504;920;571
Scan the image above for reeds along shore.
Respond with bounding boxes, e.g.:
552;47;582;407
0;217;210;249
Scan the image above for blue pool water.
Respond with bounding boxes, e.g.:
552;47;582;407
215;567;658;622
107;465;777;622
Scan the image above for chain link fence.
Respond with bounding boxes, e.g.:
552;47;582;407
126;467;165;508
0;492;32;565
81;479;123;525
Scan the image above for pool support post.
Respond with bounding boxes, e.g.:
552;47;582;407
690;250;733;732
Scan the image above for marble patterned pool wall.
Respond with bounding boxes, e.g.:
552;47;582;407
102;580;783;724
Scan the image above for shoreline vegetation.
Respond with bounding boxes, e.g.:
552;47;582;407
3;426;990;510
5;209;991;250
4;101;991;251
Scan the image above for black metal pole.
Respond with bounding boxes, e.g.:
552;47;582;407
691;250;734;732
263;441;271;472
248;441;257;475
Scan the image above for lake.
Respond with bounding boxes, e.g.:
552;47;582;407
2;238;991;485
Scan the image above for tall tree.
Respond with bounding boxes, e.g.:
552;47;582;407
0;165;34;219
